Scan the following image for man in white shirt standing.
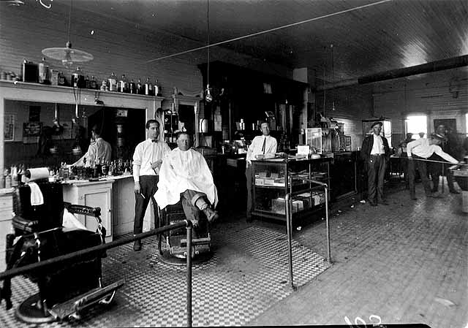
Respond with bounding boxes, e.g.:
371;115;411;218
245;121;278;220
360;121;391;206
407;133;460;200
132;119;171;251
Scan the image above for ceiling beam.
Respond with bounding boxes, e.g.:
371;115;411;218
316;55;468;91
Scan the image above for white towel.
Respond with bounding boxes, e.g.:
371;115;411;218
62;208;88;231
28;182;44;206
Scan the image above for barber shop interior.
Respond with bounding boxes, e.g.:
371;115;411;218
0;0;467;327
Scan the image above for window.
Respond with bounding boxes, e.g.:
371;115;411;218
466;113;468;136
406;115;427;139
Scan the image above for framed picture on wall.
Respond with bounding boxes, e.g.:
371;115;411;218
23;121;43;144
434;119;457;133
4;114;15;142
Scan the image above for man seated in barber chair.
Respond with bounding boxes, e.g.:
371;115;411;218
0;178;123;323
155;131;218;253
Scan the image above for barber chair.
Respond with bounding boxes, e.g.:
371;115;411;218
2;181;124;323
158;198;212;264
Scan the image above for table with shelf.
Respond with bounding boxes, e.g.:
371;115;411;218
251;157;331;222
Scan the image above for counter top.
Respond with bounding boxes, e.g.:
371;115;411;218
62;173;133;186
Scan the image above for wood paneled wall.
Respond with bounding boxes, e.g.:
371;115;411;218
314;84;374;149
0;2;294;106
373;67;468;146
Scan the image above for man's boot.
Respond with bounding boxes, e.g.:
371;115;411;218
133;239;142;251
203;207;219;223
193;195;218;223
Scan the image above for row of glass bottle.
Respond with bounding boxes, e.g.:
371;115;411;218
104;72;161;96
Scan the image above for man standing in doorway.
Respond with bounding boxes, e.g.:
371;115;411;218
360;121;391;206
132;119;171;251
245;121;277;220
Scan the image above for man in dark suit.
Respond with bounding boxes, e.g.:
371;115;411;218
360;121;391;206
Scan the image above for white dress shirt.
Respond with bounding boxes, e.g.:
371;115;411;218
246;135;278;164
74;137;112;167
407;138;458;163
370;134;385;155
132;138;171;182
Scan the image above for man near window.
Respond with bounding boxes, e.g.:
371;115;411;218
360;121;391;206
132;119;171;251
407;133;460;200
245;121;277;220
428;124;462;194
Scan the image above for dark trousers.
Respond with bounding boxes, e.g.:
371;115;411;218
429;160;456;192
245;165;253;217
400;153;409;186
133;175;159;235
408;155;432;198
180;189;205;225
367;154;387;202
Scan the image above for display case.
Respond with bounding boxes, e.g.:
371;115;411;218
251;157;330;222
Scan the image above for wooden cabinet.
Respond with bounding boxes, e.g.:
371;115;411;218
251;158;330;222
62;180;113;242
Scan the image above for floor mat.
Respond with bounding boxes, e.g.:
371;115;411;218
0;225;330;327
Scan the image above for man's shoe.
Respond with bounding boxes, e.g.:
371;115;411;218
203;207;219;223
133;240;142;251
450;190;460;194
429;192;442;198
379;199;389;205
369;200;377;206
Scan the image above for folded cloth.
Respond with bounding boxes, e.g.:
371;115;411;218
28;182;44;206
62;208;88;231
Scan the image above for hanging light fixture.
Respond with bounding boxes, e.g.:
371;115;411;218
205;0;212;103
330;44;336;111
42;0;93;68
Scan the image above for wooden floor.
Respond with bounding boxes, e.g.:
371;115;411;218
248;181;468;328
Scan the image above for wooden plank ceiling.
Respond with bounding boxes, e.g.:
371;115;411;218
6;0;468;84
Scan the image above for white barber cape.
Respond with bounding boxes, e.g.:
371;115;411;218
155;148;218;209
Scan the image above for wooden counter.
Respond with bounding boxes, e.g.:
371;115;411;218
63;174;155;239
0;174;153;270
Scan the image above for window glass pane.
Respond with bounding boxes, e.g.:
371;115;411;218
406;115;427;139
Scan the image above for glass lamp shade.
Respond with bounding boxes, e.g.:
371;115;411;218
42;42;93;67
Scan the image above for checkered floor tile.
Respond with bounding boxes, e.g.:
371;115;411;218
0;225;330;327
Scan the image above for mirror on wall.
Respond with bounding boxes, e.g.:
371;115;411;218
3;100;146;168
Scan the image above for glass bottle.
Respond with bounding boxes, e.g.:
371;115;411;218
58;71;66;86
4;169;11;188
137;78;144;95
100;80;107;91
108;72;117;92
119;74;128;93
154;79;160;96
145;77;153;96
129;79;136;94
90;76;98;89
72;66;84;88
11;166;18;187
38;57;50;84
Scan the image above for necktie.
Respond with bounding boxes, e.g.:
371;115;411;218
261;137;266;154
